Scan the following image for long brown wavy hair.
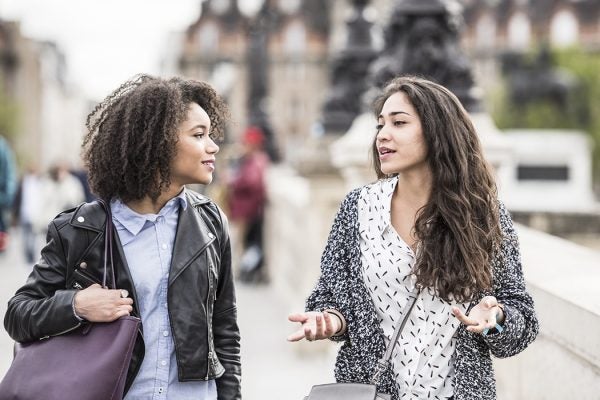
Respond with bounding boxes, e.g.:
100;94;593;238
82;74;229;203
371;76;502;303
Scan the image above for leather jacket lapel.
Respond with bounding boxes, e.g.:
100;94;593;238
169;200;215;285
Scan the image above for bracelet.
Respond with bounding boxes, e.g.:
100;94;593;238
482;304;505;336
323;309;347;336
71;296;85;322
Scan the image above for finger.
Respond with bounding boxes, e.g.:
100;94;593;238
482;296;497;309
288;313;309;323
314;313;324;338
452;307;477;326
119;297;134;306
466;323;486;334
322;311;334;336
304;325;315;341
113;309;131;320
484;310;498;329
287;329;306;342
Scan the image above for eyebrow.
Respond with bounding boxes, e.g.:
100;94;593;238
378;111;411;119
188;124;209;132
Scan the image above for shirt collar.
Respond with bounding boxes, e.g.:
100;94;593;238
377;176;399;236
111;188;188;236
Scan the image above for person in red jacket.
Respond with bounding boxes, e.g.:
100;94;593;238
227;126;269;283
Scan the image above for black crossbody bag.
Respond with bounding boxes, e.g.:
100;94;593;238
304;291;421;400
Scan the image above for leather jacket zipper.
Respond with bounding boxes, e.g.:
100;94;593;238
206;262;213;380
40;322;82;340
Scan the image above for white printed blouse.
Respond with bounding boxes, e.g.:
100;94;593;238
358;177;469;399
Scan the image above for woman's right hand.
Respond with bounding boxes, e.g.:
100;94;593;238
287;311;340;342
73;284;134;322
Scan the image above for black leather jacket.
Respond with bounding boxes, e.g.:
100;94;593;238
4;191;241;399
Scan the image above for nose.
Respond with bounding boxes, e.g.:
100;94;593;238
207;137;219;154
376;124;391;143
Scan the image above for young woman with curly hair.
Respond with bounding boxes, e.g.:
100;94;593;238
4;75;241;399
288;76;538;400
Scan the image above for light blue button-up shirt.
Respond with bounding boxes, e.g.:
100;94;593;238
112;190;217;400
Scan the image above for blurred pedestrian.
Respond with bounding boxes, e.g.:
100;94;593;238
12;163;43;263
288;76;538;400
70;162;96;202
4;75;241;399
227;126;269;283
32;161;85;235
0;134;16;253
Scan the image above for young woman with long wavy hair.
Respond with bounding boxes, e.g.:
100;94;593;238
288;76;538;400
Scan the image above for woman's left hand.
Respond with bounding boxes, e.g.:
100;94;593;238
452;296;505;334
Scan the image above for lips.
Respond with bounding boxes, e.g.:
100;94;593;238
378;147;395;156
201;159;215;169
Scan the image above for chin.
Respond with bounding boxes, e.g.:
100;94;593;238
199;175;213;185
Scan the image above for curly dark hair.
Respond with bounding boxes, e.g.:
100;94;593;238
371;76;502;303
81;74;229;202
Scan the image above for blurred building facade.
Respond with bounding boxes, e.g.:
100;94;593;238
460;0;600;92
0;20;87;170
177;0;333;160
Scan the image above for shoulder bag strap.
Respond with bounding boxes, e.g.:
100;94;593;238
370;289;421;385
97;199;116;290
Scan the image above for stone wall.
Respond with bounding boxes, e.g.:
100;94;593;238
266;167;600;399
494;225;600;400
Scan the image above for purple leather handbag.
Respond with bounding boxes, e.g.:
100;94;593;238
0;200;140;400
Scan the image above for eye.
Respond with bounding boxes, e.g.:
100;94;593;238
393;121;407;126
375;124;383;131
193;132;205;138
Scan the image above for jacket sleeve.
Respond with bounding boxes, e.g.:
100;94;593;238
305;189;362;343
484;202;539;358
4;219;81;343
212;210;242;400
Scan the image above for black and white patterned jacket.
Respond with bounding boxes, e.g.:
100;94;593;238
306;187;539;400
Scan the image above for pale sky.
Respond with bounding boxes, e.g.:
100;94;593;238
0;0;262;100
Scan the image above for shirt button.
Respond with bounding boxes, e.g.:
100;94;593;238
163;330;169;337
161;360;167;366
161;244;167;250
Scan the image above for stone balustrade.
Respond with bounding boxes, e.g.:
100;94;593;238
266;164;600;399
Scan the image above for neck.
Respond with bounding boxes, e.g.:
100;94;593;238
394;167;432;209
125;185;184;214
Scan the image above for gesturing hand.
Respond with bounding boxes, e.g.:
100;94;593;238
452;296;505;335
287;311;340;342
74;284;134;322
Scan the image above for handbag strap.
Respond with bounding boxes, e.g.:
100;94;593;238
370;289;421;385
97;199;116;290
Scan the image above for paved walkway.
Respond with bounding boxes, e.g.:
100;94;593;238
0;230;336;399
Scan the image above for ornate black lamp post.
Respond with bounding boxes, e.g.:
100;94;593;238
321;0;378;134
368;0;482;112
246;1;280;161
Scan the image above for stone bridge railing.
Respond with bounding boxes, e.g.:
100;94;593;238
265;165;600;400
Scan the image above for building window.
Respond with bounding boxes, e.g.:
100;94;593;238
507;12;531;50
550;9;579;48
284;21;306;57
475;13;496;49
517;165;570;181
197;22;219;54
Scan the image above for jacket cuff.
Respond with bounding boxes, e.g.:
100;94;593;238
483;303;524;349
